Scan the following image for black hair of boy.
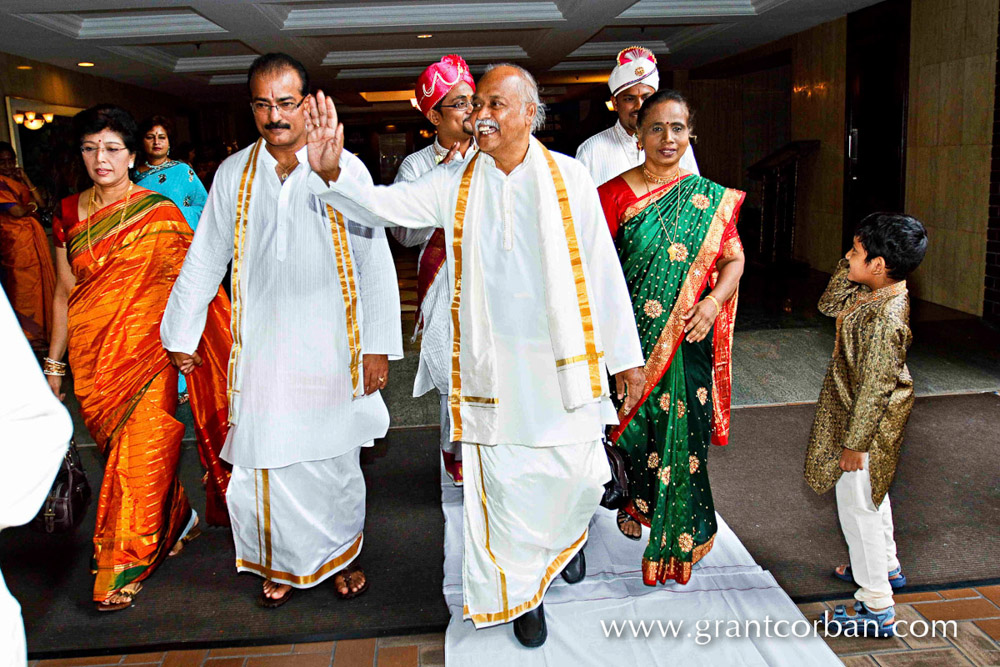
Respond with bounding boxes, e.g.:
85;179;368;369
854;213;928;281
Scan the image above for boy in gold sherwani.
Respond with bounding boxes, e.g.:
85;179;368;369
805;213;927;638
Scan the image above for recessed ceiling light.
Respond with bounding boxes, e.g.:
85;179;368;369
16;65;32;70
417;34;433;39
77;62;95;67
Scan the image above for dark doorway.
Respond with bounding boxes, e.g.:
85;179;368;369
843;0;911;250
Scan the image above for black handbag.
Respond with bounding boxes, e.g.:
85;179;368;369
31;438;92;534
600;438;630;510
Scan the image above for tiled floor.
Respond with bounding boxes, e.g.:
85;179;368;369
31;586;1000;666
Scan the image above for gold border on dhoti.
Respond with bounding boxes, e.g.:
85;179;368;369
327;206;362;396
236;531;363;586
463;529;588;625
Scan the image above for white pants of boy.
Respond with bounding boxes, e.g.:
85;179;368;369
440;393;460;459
836;454;899;610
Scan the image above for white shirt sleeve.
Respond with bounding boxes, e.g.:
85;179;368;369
0;294;72;530
308;151;446;230
566;160;644;375
161;160;237;354
574;139;595;176
391;153;436;247
348;221;404;360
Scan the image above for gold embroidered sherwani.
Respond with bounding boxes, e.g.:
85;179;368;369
805;259;913;506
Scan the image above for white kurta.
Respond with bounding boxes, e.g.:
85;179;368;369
161;143;403;469
0;294;72;666
310;143;644;624
575;120;700;186
310;147;644;447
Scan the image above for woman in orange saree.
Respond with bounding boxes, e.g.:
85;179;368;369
0;142;55;352
44;105;232;611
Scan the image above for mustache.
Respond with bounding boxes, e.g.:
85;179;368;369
475;119;499;132
264;122;291;130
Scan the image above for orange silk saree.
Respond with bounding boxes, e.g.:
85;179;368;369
56;188;232;601
0;174;55;350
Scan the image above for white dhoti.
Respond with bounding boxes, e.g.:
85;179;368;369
462;439;608;627
229;446;367;588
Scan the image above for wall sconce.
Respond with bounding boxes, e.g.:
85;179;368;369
410;98;418;109
13;113;24;124
42;113;54;122
24;111;36;121
605;100;614;111
24;118;45;130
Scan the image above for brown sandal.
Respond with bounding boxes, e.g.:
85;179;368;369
334;564;369;600
96;582;142;612
257;582;295;609
169;512;201;557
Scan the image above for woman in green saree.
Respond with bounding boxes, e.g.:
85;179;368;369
598;90;745;586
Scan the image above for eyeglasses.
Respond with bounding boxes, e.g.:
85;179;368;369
80;146;128;156
250;98;305;115
437;99;471;111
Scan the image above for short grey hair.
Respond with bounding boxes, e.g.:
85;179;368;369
484;63;546;133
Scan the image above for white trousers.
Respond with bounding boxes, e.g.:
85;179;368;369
462;439;607;628
836;454;899;609
228;446;367;589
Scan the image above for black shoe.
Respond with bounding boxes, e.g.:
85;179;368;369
561;548;586;584
513;603;547;648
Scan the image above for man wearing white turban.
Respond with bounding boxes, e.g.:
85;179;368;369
576;46;699;185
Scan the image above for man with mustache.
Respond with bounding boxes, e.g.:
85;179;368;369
302;64;645;648
576;46;699;185
161;53;402;608
393;55;478;486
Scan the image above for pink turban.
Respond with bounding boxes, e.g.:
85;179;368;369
415;55;475;117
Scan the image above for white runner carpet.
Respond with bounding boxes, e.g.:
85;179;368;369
441;474;842;666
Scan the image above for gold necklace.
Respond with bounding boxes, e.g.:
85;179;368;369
642;165;676;184
86;182;132;266
642;167;689;262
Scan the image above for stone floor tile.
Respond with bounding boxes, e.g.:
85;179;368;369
375;646;418;667
873;647;974;666
163;651;209;667
122;653;166;665
979;586;1000;609
417;645;444;667
941;589;981;600
204;660;245;667
332;639;375;667
38;657;123;667
951;622;1000;666
290;643;335;655
209;647;293;658
245;655;330;667
896;604;951;649
976;619;1000;642
841;657;880;667
376;634;444;649
821;629;907;656
912;599;1000;622
161;649;208;667
895;592;944;604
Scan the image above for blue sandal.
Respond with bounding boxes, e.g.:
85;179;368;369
833;565;907;589
824;601;896;638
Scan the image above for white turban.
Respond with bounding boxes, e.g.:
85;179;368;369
608;46;659;97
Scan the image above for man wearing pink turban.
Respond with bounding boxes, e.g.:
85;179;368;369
393;55;477;486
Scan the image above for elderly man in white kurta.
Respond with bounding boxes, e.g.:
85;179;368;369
576;46;699;185
161;53;401;608
301;64;645;648
393;55;478;486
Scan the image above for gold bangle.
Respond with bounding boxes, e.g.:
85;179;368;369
704;294;721;316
